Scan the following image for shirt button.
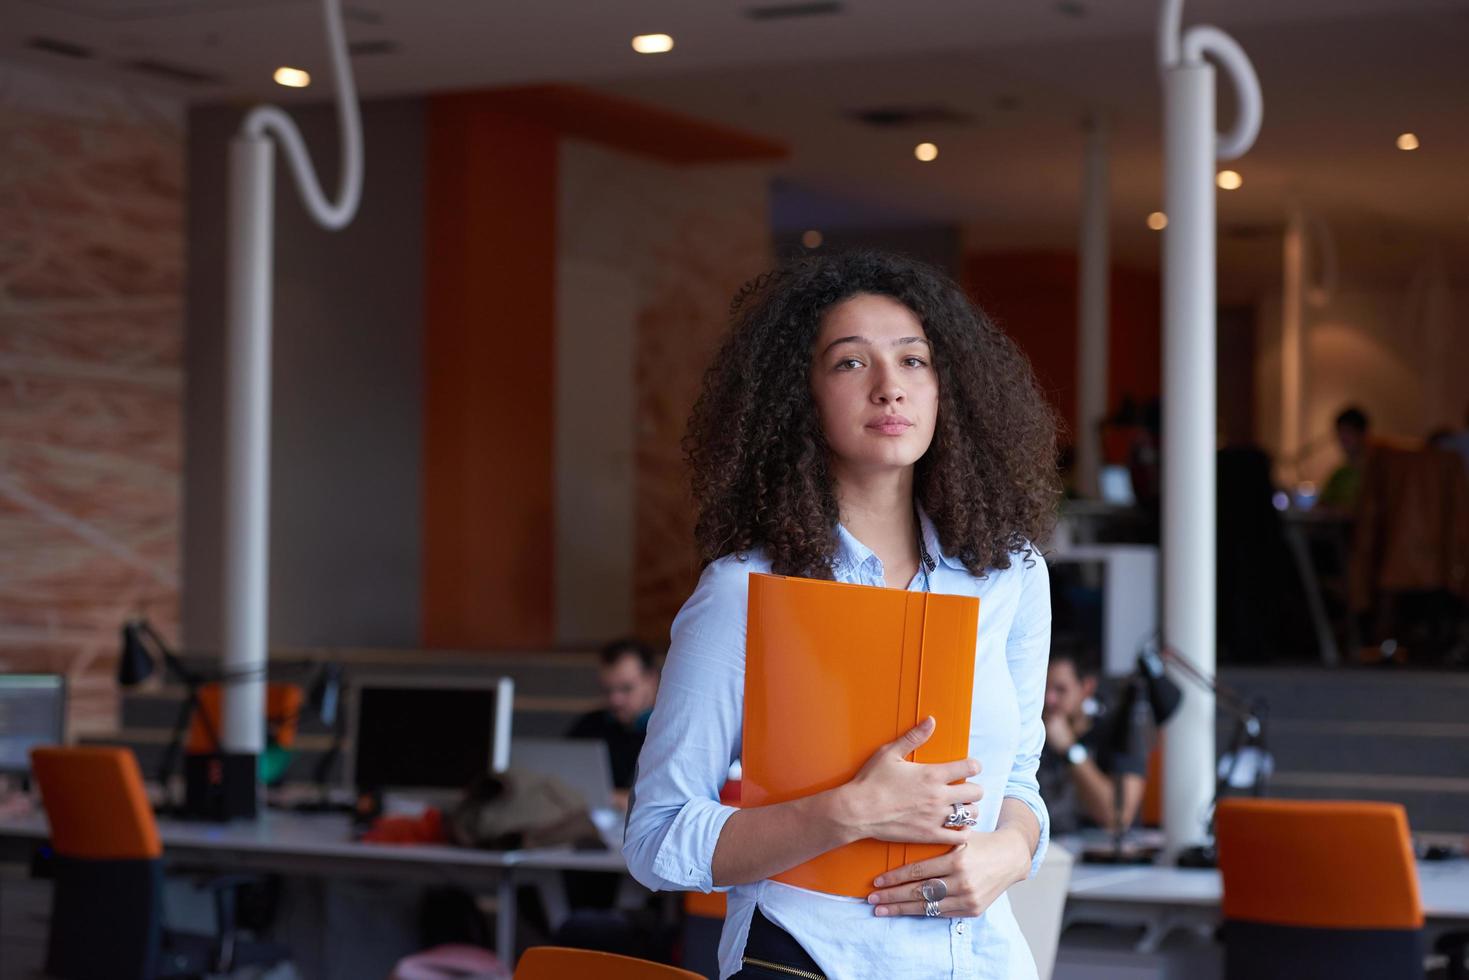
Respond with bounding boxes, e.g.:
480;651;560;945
956;921;966;935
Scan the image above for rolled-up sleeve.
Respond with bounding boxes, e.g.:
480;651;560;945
622;558;748;893
1003;550;1052;879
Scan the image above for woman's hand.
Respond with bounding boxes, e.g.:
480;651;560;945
837;716;983;845
865;826;1032;919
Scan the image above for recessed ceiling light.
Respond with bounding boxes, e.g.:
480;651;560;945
1216;170;1243;190
914;142;939;162
273;66;311;88
1147;211;1168;231
631;33;674;54
802;230;823;249
1396;132;1420;151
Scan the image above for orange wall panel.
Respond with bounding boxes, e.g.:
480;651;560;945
962;251;1161;442
422;94;557;648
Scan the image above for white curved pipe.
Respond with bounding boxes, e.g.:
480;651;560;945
1158;0;1183;71
241;0;363;229
1182;26;1262;160
1158;0;1263;162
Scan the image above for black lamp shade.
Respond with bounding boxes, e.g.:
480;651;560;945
1143;670;1183;726
117;622;155;687
1137;646;1184;726
308;663;342;727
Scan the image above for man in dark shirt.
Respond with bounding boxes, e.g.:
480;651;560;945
566;639;660;810
1037;646;1148;835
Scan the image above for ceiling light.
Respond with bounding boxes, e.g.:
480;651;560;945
1216;170;1242;190
273;66;311;88
1147;211;1168;231
914;142;939;162
801;230;823;249
1396;132;1419;151
631;33;674;54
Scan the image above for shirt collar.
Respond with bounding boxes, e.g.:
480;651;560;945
917;504;968;571
832;503;967;576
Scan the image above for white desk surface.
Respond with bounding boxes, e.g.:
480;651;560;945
1065;855;1469;922
0;808;627;875
1;809;1464;920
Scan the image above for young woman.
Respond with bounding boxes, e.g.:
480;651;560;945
623;251;1060;979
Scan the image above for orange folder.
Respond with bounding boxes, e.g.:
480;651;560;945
742;572;979;897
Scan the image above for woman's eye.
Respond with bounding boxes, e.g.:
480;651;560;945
836;358;863;370
903;356;928;368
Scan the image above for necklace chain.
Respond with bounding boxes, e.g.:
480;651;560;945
915;505;935;591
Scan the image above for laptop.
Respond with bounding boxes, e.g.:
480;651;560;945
510;737;617;814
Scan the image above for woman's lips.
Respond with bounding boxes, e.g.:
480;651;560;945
867;416;914;436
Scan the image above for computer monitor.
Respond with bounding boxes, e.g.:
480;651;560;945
346;676;513;793
1047;545;1159;677
0;674;66;776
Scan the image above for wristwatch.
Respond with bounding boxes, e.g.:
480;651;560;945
1067;742;1089;766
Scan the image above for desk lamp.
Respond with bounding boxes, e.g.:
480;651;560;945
1092;643;1182;863
1158;644;1273;867
119;621;344;819
1103;639;1273;866
118;620;247;817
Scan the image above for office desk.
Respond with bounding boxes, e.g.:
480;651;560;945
0;809;626;963
1065;858;1469;952
4;810;1465;964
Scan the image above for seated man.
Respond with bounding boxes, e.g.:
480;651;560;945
1320;405;1370;511
1037;646;1148;835
566;639;660;810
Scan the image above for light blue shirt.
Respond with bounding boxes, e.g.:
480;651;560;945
623;509;1052;980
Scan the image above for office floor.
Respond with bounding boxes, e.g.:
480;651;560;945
1055;924;1221;980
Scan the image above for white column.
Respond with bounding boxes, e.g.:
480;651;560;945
1281;205;1305;485
1075;115;1111;499
219;0;362;771
1157;0;1262;858
1160;62;1217;857
221;136;274;755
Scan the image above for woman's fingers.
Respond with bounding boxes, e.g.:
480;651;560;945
868;850;964;905
886;715;936;758
930;757;981;783
944;782;984;806
872;898;979;918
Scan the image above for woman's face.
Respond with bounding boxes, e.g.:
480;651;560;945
809;293;939;477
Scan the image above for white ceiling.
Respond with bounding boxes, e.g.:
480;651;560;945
7;0;1469;295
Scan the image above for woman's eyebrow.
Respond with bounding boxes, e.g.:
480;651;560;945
821;335;931;354
821;335;868;354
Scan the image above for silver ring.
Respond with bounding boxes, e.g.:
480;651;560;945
920;878;948;903
944;804;978;828
924;899;942;918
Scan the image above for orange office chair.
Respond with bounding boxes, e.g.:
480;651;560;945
1215;798;1423;979
514;946;703;979
30;746;290;980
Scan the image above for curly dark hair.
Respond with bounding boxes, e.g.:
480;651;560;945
684;250;1060;579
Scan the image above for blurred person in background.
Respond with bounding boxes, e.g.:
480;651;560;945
1037;646;1147;835
568;638;660;810
1320;405;1371;511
